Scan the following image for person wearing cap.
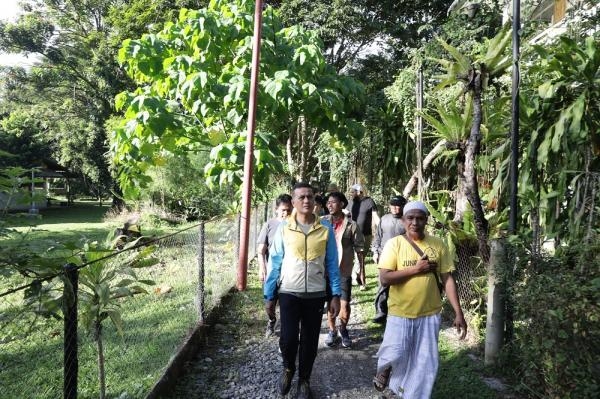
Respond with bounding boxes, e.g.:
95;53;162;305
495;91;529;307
371;195;408;324
325;183;340;195
346;184;379;289
264;182;341;399
372;200;467;398
321;191;365;349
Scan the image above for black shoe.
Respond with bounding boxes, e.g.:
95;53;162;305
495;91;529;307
297;379;313;399
339;328;352;348
278;368;294;396
373;313;387;324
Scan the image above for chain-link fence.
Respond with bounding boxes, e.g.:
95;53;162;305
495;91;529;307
453;241;487;314
0;206;268;399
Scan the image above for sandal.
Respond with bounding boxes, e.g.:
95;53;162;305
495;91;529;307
372;367;391;392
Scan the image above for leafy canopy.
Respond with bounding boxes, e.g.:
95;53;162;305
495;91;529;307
112;0;364;197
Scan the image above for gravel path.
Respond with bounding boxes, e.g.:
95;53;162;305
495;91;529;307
166;293;393;399
163;281;510;399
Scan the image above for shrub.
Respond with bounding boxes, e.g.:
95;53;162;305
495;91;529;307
509;243;600;398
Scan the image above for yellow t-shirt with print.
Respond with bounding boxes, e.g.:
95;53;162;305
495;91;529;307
378;233;454;318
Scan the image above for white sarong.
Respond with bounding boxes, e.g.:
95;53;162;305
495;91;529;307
376;314;441;399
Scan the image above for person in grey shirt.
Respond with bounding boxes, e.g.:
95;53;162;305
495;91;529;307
257;193;293;336
371;195;407;323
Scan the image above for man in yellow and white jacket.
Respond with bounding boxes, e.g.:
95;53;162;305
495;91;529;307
264;182;341;399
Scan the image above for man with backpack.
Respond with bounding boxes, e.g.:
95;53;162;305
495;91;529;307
371;195;407;324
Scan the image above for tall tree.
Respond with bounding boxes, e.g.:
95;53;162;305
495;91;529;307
111;0;364;196
0;0;202;202
276;0;452;73
272;0;453;193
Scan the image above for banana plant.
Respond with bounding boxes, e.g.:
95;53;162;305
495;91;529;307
69;236;157;399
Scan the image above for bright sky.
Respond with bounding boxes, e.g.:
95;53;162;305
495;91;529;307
0;0;40;67
0;0;21;21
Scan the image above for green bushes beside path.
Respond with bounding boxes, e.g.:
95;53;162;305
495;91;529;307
507;244;600;399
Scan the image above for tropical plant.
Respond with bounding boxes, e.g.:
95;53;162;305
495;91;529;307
517;35;600;248
70;237;157;399
419;24;513;261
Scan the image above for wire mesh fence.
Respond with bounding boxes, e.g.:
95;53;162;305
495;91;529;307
0;205;268;399
453;241;487;314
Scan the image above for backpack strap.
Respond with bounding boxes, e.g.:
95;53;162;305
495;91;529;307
401;233;425;257
400;234;443;295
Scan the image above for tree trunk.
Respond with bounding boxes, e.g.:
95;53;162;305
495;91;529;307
402;139;448;198
94;321;106;399
289;116;321;182
111;182;125;212
299;116;307;181
286;136;294;179
530;138;541;257
586;181;597;246
464;74;490;262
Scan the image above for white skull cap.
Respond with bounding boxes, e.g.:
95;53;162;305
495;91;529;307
403;201;429;215
351;184;363;192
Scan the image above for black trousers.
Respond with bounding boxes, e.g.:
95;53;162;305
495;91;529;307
279;293;325;380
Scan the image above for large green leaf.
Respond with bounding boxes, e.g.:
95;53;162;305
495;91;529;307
436;36;471;74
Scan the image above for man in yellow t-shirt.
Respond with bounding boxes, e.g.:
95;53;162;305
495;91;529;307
372;201;467;399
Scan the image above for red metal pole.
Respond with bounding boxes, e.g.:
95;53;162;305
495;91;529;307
237;0;263;291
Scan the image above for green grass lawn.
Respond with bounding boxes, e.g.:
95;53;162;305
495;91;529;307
3;202;188;258
1;211;238;399
5;201;114;244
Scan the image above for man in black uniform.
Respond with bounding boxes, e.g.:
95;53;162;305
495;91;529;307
346;184;379;289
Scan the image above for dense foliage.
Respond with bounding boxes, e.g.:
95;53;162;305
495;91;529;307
111;0;364;196
0;0;204;203
509;243;600;398
517;36;600;248
142;152;235;219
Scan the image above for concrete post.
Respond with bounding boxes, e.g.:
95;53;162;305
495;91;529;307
485;239;506;365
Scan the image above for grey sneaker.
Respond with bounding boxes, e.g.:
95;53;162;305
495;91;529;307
339;328;352;348
277;368;294;396
266;318;276;337
324;330;338;347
